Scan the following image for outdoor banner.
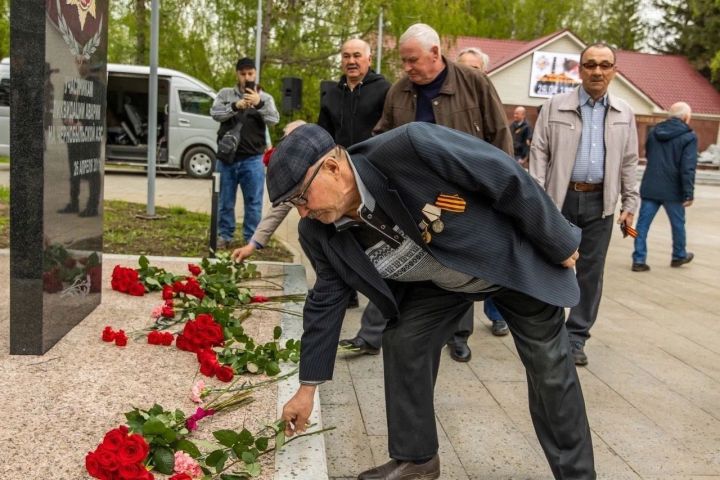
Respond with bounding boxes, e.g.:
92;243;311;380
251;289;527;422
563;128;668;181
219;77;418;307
529;51;581;98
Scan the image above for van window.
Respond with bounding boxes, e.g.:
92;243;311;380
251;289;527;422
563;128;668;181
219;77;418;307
178;90;212;116
0;79;9;107
0;64;10;107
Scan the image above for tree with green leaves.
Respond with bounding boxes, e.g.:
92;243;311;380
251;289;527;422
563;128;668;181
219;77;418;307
650;0;720;89
0;0;9;60
603;0;645;50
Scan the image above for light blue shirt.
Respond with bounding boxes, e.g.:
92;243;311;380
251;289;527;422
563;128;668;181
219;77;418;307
571;87;607;183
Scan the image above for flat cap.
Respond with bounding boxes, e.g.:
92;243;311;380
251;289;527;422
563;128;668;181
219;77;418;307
267;124;335;206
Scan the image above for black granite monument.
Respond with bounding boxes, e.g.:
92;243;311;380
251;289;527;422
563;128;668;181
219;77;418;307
10;0;108;354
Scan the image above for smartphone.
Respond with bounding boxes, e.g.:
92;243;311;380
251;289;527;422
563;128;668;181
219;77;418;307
244;81;256;91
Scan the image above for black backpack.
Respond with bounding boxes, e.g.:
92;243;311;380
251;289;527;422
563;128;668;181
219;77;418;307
216;122;243;164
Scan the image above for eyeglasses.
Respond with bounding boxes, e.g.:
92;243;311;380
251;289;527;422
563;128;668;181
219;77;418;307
582;61;615;71
284;159;326;206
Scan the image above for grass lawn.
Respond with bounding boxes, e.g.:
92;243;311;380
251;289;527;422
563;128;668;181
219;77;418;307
0;190;293;261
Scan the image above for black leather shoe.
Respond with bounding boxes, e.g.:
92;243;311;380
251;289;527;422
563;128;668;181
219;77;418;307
338;336;380;355
357;455;440;480
448;341;471;362
632;263;650;272
571;341;588;366
491;319;509;336
671;252;694;267
79;207;98;217
58;203;79;214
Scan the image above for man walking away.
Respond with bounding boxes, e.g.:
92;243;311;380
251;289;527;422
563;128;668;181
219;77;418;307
632;102;697;272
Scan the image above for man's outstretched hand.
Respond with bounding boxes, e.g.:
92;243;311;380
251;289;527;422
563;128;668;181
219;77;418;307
281;384;316;437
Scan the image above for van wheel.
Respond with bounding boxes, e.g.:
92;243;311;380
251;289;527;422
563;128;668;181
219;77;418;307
183;146;215;178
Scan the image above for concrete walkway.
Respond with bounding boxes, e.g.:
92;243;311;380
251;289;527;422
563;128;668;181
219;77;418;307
2;168;720;478
323;185;720;480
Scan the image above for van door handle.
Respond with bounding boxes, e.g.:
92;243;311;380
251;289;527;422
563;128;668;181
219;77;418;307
178;118;191;127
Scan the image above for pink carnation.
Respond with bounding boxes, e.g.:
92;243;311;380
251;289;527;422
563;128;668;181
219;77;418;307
190;380;206;404
150;305;164;319
173;451;203;479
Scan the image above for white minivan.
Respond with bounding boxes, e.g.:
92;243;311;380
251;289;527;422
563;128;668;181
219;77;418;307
0;60;219;178
0;58;9;157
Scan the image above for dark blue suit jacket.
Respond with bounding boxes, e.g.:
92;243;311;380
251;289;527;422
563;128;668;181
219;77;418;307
298;123;581;381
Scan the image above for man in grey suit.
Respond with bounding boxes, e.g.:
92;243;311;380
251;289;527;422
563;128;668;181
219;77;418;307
273;123;595;480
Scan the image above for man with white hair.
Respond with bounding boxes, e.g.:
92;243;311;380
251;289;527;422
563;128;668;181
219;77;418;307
366;23;512;363
631;101;697;271
456;46;489;72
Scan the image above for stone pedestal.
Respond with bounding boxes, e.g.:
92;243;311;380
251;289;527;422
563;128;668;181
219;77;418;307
10;0;108;354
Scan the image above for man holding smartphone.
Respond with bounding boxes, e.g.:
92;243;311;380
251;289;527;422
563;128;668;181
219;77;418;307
211;57;279;249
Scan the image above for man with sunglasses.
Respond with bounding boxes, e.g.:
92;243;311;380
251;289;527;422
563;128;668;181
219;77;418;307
273;123;594;479
530;43;639;366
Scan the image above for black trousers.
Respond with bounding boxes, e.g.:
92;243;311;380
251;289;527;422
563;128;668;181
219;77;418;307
382;282;596;479
357;301;474;348
561;190;614;345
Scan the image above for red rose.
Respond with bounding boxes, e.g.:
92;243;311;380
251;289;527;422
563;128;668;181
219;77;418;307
216;365;234;382
161;306;175;318
161;332;174;346
85;451;103;478
175;334;193;352
117;433;149;465
102;327;116;342
251;295;269;303
162;285;174;300
128;282;145;296
195;313;214;324
118;463;147;479
172;280;185;293
102;427;127;452
147;331;161;345
170;473;192;480
199;359;217;377
96;448;120;471
114;330;128;347
262;146;275;166
188;263;202;276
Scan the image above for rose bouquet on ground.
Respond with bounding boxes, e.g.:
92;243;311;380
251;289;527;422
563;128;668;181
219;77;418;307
85;425;154;479
87;391;331;479
95;255;315;478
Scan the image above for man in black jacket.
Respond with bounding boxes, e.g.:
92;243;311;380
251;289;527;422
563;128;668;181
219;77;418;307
317;38;390;148
273;123;594;480
318;38;391;351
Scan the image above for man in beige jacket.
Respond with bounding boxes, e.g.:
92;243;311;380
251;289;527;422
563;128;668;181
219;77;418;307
530;42;639;366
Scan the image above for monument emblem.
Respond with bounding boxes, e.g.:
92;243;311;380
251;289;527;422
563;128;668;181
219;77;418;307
50;0;103;61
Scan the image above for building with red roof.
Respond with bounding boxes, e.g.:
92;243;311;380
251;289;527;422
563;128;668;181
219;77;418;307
446;30;720;154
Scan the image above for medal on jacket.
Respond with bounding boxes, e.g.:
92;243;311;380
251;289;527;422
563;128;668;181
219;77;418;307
419;203;443;244
435;193;466;213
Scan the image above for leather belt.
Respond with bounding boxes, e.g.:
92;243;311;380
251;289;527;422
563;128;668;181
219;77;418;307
569;181;603;192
